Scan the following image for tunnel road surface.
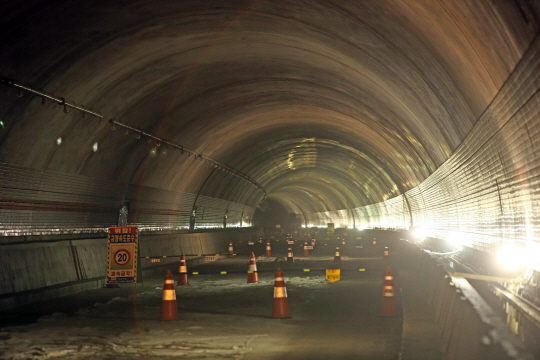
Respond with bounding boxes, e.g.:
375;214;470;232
0;242;403;359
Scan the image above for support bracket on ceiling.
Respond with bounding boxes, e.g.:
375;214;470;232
0;77;266;199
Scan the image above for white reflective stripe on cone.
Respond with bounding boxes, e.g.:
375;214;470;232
384;276;393;280
276;277;283;281
163;289;176;300
180;266;187;272
165;279;174;284
335;252;340;256
249;264;257;271
384;286;393;290
383;291;394;297
274;287;287;298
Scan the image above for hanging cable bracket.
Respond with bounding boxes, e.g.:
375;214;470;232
0;77;266;199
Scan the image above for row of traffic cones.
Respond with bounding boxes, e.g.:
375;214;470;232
227;240;278;258
380;266;397;317
285;244;340;264
177;252;261;285
161;266;291;320
226;239;323;259
163;266;396;320
176;240;378;278
176;245;385;287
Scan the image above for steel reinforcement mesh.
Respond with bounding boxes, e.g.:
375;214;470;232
0;163;254;236
309;33;540;255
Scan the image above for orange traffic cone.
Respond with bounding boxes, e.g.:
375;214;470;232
384;246;389;257
380;266;397;317
177;254;189;285
266;241;272;257
287;247;294;263
334;246;341;263
342;239;346;245
383;266;394;286
227;241;234;258
272;267;290;318
160;270;178;320
247;252;259;283
311;238;315;246
303;240;309;257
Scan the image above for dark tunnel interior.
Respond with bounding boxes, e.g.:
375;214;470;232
2;1;540;359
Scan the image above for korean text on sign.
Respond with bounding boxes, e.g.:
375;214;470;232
106;226;139;285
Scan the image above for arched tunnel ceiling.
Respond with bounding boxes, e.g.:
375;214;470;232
0;1;538;215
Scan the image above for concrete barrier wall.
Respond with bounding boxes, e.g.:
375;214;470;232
138;229;263;271
0;228;262;310
400;241;532;360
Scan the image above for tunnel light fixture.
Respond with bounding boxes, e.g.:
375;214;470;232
497;245;526;270
524;242;540;271
411;226;426;240
56;137;62;145
0;121;4;128
92;142;98;152
447;234;462;247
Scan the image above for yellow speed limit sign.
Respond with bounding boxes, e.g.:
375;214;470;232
107;226;139;284
326;269;341;282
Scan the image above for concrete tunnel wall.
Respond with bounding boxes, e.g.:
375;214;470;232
310;33;540;258
0;227;262;310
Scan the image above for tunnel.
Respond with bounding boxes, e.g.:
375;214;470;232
1;1;540;359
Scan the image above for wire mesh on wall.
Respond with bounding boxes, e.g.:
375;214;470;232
308;33;540;255
0;162;254;236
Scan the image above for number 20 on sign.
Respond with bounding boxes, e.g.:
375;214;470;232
107;226;139;284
